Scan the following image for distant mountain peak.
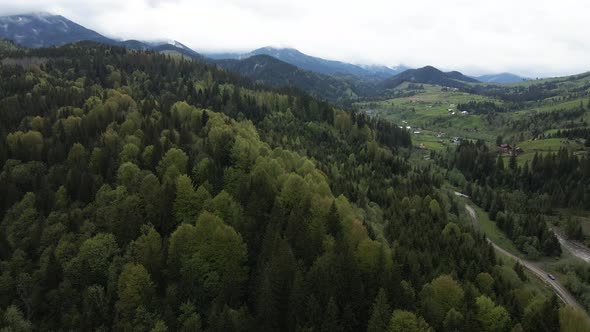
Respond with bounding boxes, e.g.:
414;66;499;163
475;72;528;84
0;13;111;48
213;54;359;102
381;65;478;89
151;39;193;51
208;46;407;79
257;46;299;52
422;65;439;71
0;13;204;60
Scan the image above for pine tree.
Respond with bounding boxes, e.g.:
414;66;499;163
322;297;341;332
513;261;527;281
509;154;517;171
367;288;391;332
326;201;342;238
565;216;584;240
540;295;560;332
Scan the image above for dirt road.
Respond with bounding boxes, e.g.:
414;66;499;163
465;205;584;311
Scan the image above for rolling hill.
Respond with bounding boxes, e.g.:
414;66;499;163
475;72;528;84
381;66;479;90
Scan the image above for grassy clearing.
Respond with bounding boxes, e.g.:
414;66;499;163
494;248;554;298
505;138;586;167
517;138;576;151
358;77;589;169
356;84;505;150
412;131;449;151
356;84;498;122
445;187;556;298
446;186;524;257
456;198;579;303
468;203;523;257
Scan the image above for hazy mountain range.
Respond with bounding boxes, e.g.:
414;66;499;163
474;73;528;84
207;47;408;79
0;12;529;85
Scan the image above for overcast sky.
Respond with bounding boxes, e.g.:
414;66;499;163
1;0;589;77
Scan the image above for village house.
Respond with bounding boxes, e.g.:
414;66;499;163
500;144;524;155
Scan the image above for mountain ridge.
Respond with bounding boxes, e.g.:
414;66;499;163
0;13;204;60
475;72;528;84
381;65;479;90
213;54;360;102
0;12;572;92
207;46;408;79
0;12;113;48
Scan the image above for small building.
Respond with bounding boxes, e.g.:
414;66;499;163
450;137;463;145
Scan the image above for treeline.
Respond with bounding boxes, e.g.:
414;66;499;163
469;78;590;107
550;127;590;146
0;42;585;331
470;81;561;103
464;183;561;258
448;140;590;209
457;101;506;114
503;108;586;139
556;260;590;311
441;140;589;257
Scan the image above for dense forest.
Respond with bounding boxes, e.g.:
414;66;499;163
0;42;588;331
440;139;590;311
445;140;590;211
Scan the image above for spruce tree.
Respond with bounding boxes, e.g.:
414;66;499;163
367;288;391;332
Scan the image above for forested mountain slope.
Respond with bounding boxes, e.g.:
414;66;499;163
381;66;479;90
207;46;406;78
214;54;361;102
0;42;586;331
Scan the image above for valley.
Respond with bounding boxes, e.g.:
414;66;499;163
0;9;589;332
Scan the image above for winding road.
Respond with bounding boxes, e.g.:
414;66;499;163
465;205;584;311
